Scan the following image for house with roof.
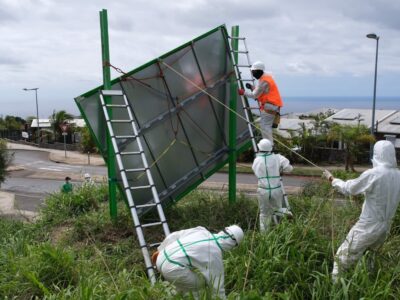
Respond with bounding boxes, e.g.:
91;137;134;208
325;108;400;148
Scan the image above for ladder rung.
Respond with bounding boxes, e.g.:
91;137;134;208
232;50;248;54
115;135;137;139
102;90;123;96
106;104;128;108
230;37;246;40
142;221;162;228
130;185;152;190
120;151;142;155
149;242;161;248
241;79;254;82
235;64;251;68
125;168;146;172
136;203;158;209
110;120;132;123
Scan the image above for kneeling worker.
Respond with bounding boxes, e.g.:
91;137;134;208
323;141;400;282
252;138;293;232
153;225;243;299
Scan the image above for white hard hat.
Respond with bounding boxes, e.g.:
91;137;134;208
84;173;91;178
225;225;244;245
250;61;265;71
257;139;273;152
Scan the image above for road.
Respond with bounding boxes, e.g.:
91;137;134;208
2;149;313;212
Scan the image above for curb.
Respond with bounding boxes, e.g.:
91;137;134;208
0;191;38;222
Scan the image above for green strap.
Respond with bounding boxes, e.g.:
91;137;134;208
211;234;223;251
257;153;272;157
258;185;281;190
163;249;185;268
178;239;193;267
258;175;280;179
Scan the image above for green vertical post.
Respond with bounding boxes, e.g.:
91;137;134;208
100;9;117;220
229;25;239;204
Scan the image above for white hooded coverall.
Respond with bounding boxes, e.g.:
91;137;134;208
156;226;238;299
331;141;400;277
252;152;293;231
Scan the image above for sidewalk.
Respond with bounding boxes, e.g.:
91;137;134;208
7;142;105;166
0;191;38;222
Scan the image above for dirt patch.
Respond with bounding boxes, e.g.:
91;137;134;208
50;223;73;245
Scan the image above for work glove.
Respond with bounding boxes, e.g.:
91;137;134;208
238;88;245;95
245;83;254;90
151;250;159;265
322;169;333;182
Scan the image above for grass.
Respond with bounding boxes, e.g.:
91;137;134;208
0;179;400;299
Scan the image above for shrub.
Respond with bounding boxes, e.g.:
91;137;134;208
0;139;12;187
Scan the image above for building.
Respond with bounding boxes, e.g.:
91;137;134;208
325;108;400;148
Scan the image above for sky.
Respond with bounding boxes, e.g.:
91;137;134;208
1;0;399;118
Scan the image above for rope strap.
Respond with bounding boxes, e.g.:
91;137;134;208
163;249;185;268
177;239;193;268
258;185;282;190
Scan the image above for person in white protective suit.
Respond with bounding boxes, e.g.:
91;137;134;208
238;61;283;145
83;173;94;185
154;225;244;299
323;140;400;281
252;138;293;232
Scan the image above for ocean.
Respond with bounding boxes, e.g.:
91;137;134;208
280;96;399;114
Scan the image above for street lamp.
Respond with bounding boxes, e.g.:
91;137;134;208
23;87;40;145
366;33;380;159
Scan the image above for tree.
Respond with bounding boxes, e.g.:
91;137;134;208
79;126;98;153
0;115;26;131
50;110;74;142
0;140;12;187
328;124;375;172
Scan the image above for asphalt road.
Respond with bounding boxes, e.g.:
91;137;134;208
2;149;313;212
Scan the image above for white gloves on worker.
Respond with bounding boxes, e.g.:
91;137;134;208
323;169;333;181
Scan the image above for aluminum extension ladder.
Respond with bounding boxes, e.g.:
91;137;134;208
99;89;170;284
228;36;291;225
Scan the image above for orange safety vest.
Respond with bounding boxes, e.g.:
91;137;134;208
258;74;283;108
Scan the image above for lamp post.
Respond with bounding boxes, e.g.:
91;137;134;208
23;88;40;145
366;33;380;159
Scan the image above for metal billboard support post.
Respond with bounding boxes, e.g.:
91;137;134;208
228;25;239;204
63;133;67;157
61;124;68;158
100;9;118;220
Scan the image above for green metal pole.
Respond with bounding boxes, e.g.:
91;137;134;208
100;9;117;220
228;25;239;204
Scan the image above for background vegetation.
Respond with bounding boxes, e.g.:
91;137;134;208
1;177;400;299
0;139;12;187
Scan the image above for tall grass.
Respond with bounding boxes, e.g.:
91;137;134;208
0;181;399;299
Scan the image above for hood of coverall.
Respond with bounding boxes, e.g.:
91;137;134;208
372;140;397;168
216;225;244;251
258;139;273;152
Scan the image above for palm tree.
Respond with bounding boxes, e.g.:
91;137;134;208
50;110;74;142
328;124;375;172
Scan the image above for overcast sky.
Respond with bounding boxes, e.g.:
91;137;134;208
1;0;399;118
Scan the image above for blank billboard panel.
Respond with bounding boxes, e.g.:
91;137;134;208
75;25;251;213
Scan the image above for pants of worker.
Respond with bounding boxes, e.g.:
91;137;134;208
161;264;207;297
332;220;388;279
257;187;283;232
260;103;279;143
